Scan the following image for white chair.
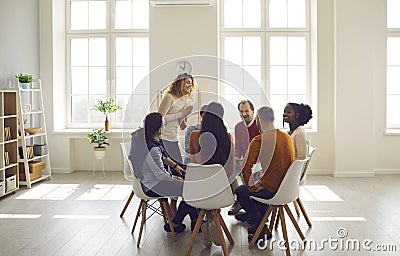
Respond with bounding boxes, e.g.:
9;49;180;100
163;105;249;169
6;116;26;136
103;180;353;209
183;164;235;256
120;142;177;247
293;146;316;227
249;159;308;256
120;142;134;218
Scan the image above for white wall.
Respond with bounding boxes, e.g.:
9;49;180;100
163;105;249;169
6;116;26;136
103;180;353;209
2;0;400;176
0;0;39;87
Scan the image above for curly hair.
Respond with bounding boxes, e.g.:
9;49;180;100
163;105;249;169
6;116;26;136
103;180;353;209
167;73;195;98
287;103;313;126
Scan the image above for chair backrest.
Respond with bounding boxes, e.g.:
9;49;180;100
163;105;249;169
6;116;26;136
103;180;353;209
300;146;316;185
183;163;235;210
266;158;308;205
120;142;133;181
120;142;153;200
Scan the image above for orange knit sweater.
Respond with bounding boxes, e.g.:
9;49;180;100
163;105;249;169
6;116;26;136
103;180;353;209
242;129;295;192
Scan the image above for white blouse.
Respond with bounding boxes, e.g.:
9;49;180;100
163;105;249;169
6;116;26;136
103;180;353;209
158;93;194;142
291;126;309;160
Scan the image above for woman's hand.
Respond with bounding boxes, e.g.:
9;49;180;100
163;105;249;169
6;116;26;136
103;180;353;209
173;175;183;181
181;105;193;118
175;165;186;176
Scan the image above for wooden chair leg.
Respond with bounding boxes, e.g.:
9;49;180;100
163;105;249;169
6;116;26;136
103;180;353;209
293;200;301;217
297;198;312;227
159;200;168;225
161;200;177;241
218;211;234;245
275;210;280;230
185;209;205;256
249;206;273;249
212;210;229;256
269;206;277;231
278;206;290;256
284;205;305;241
137;201;147;247
132;200;143;234
120;190;134;218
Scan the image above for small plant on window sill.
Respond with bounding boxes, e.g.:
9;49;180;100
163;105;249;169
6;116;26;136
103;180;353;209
93;98;122;131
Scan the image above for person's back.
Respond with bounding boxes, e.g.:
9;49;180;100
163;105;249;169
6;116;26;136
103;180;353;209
243;130;295;193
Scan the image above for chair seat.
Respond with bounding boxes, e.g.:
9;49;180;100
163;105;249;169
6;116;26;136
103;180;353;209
250;194;298;206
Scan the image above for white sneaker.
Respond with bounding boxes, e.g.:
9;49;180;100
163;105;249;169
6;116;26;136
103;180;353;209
201;221;212;248
209;220;222;246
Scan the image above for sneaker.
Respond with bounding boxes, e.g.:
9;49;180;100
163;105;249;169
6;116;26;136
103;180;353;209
201;220;212;248
234;212;249;223
209;220;222;246
163;223;186;233
228;201;242;215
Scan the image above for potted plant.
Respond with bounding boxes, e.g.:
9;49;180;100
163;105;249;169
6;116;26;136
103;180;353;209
93;98;122;131
15;73;33;89
87;128;110;159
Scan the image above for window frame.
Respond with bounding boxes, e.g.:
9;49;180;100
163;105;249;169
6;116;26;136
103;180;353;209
386;0;400;130
66;0;149;129
220;0;315;130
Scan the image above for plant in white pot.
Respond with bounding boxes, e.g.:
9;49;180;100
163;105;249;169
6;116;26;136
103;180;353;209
93;98;122;131
87;129;109;159
15;73;32;89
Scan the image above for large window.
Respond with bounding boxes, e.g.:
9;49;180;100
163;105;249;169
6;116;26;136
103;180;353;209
66;0;149;128
387;0;400;129
220;0;313;129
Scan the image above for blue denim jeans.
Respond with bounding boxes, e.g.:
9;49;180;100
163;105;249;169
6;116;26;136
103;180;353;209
235;185;276;226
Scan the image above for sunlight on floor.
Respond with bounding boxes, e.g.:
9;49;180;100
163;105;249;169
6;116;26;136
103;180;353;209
0;214;41;219
311;216;367;221
52;215;110;220
300;185;344;201
76;184;131;200
15;184;80;200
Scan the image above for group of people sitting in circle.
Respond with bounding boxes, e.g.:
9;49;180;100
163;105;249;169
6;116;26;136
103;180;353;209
128;73;313;247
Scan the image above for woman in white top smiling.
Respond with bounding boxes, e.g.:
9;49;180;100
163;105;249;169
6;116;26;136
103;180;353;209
283;103;313;160
158;73;195;172
158;73;195;214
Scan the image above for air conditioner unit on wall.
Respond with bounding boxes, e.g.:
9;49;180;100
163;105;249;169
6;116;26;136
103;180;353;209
150;0;214;6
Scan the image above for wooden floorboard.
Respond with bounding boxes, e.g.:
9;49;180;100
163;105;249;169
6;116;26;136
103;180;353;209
0;171;399;255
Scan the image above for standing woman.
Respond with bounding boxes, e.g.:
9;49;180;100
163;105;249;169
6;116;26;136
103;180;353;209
158;73;195;174
283;103;313;159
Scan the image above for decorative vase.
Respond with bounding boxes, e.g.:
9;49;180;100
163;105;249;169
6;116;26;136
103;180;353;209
94;147;106;159
20;83;30;89
105;115;110;131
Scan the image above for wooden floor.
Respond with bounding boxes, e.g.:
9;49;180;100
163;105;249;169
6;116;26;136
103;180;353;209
0;171;399;256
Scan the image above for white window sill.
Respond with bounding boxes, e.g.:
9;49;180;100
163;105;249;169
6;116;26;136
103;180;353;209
52;129;129;139
384;129;400;135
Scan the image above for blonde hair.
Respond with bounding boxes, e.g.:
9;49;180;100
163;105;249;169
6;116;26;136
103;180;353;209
167;73;195;98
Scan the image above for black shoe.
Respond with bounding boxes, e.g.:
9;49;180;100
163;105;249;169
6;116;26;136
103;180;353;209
235;212;249;222
191;220;202;233
228;201;242;215
164;223;186;233
247;226;272;242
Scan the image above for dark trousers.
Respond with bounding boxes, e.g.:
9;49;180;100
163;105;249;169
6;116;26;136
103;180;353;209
235;185;276;226
144;182;198;225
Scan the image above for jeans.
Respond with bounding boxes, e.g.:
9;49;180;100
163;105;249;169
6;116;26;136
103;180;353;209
235;185;276;226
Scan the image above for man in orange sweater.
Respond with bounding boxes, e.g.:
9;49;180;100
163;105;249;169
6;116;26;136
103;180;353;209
234;106;295;241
